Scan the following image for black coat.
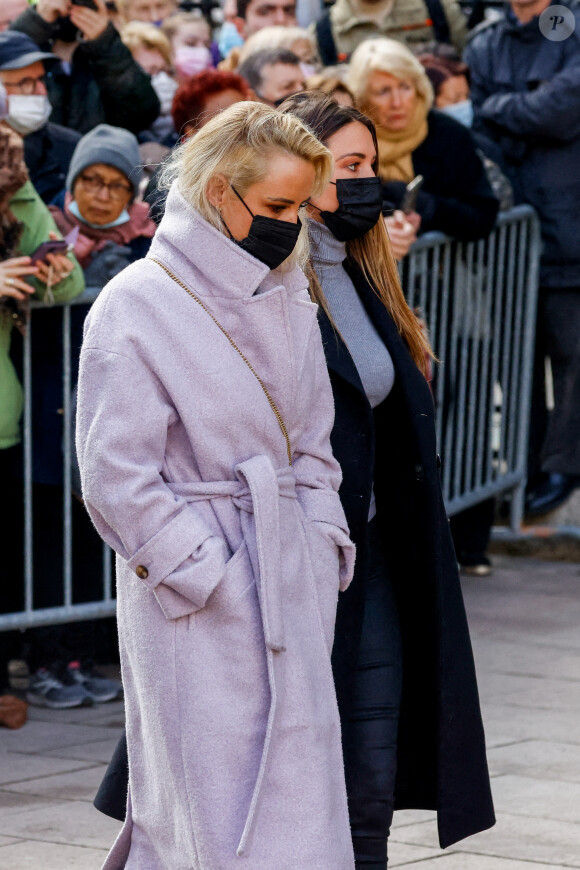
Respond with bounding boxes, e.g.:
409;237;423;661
94;263;496;848
464;0;580;287
382;109;499;241
327;261;495;848
11;11;160;136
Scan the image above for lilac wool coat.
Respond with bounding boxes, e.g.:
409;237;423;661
76;182;357;870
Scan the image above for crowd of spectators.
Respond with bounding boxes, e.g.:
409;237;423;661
1;0;578;723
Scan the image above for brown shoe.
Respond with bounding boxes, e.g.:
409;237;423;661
0;694;28;730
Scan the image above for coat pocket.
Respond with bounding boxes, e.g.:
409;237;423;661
194;540;256;627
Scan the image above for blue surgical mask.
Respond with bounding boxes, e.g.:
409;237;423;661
69;199;131;229
218;21;244;58
441;99;473;128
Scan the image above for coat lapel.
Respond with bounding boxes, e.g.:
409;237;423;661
318;305;367;399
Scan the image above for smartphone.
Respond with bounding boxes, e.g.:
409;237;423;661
30;239;70;264
401;175;424;215
71;0;99;9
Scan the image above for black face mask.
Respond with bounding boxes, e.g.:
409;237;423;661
315;177;383;242
222;186;302;270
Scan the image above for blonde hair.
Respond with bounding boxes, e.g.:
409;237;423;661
162;11;211;44
160;101;333;271
239;26;315;64
348;38;434;110
120;21;173;69
306;73;354;105
117;0;177;21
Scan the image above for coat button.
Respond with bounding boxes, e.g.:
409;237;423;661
135;565;149;579
414;463;424;481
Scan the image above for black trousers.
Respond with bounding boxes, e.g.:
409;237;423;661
529;287;580;478
342;519;403;869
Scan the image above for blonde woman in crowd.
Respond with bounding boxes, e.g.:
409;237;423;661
121;20;177;140
239;24;318;71
347;38;498;241
76;101;356;868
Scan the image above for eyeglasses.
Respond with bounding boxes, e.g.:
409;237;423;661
78;172;132;201
3;74;47;95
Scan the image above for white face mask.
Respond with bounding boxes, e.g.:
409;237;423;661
441;99;473;128
300;62;317;80
7;94;52;135
151;71;178;116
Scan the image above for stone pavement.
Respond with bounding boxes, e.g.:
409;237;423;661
0;554;578;869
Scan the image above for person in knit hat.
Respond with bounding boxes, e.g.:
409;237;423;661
50;123;156;287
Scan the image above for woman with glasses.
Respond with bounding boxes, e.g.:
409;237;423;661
50;123;156;286
22;123;155;711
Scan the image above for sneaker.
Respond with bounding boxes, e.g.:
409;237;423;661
67;662;123;704
459;554;493;577
27;668;93;709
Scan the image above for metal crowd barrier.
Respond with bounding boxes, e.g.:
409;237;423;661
400;205;541;527
0;206;541;633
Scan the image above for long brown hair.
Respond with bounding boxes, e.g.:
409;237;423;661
279;92;433;376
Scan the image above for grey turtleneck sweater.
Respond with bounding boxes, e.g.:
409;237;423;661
309;219;395;520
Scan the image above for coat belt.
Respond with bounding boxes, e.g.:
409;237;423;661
168;455;297;856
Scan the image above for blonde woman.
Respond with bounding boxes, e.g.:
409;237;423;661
239;25;318;70
348;38;498;241
76;101;356;868
121;21;177;141
281;93;495;869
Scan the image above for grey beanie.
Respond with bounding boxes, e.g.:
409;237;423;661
66;124;143;196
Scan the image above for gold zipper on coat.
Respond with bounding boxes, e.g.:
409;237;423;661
148;256;293;466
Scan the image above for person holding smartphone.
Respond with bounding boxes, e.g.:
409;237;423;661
348;38;498;242
0;120;84;721
281;92;495;869
9;0;160;135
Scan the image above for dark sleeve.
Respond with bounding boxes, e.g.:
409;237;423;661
383;119;499;241
80;23;160;134
463;33;496;115
479;62;580;143
93;731;128;822
9;7;56;45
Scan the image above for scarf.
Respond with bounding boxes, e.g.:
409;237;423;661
374;98;429;183
50;193;157;268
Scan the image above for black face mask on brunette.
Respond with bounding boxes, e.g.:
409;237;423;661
312;177;383;242
222;186;302;270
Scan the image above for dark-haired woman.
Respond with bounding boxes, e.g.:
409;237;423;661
92;94;495;865
281;93;495;868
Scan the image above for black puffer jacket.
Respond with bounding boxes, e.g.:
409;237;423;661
381;110;499;241
464;0;580;287
10;10;160;136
